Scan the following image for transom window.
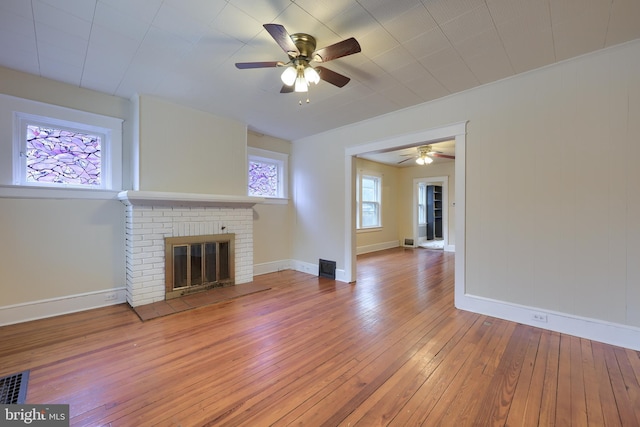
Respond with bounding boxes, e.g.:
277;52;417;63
357;172;382;229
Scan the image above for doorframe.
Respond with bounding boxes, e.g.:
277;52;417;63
413;176;449;249
344;121;467;309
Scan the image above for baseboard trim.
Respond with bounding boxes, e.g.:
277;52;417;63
253;260;293;276
0;288;127;327
456;293;640;351
290;259;348;283
356;240;400;255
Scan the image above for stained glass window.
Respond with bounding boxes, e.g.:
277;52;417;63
247;147;288;199
248;160;278;197
25;125;102;186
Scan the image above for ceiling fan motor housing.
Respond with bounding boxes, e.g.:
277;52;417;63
290;33;317;59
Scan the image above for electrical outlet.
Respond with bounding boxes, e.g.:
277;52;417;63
532;312;548;323
105;292;118;302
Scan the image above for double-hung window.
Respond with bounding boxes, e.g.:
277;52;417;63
247;147;288;200
357;172;382;229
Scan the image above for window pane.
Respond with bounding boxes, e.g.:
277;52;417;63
25;125;101;186
248;160;278;197
361;176;378;202
361;202;379;227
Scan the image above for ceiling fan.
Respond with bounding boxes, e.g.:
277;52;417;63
398;145;456;165
235;24;361;94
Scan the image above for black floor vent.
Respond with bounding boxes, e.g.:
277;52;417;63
0;370;29;404
319;259;337;279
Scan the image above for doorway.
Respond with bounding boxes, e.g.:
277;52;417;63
344;121;467;300
414;176;448;250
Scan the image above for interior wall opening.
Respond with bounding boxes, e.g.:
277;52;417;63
344;122;467;303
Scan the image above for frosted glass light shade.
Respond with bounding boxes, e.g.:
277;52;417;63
294;75;308;92
416;156;433;165
281;67;297;86
304;67;320;84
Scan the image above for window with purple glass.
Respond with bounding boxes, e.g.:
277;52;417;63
14;113;112;189
247;147;288;199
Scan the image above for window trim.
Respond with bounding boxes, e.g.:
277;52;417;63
247;147;288;202
357;171;382;230
0;94;123;199
14;112;112;190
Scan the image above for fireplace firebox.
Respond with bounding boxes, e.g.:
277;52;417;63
165;234;235;299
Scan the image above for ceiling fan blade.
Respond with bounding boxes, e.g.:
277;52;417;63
313;37;361;62
263;24;300;57
235;61;283;69
397;157;414;164
280;84;294;93
431;153;455;160
316;66;350;88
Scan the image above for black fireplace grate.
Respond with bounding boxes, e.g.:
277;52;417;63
0;370;29;404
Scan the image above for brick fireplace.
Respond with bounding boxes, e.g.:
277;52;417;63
118;191;262;307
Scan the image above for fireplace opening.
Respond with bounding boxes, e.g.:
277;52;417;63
165;234;235;299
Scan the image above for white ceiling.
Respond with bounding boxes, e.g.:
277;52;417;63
1;0;639;145
359;139;455;167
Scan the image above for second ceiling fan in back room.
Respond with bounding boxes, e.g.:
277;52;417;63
398;145;456;166
235;24;361;102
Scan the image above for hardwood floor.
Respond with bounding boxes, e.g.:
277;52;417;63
1;247;639;426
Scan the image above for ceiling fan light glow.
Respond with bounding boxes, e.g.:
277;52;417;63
304;66;320;84
415;156;433;165
280;66;297;86
294;74;308;92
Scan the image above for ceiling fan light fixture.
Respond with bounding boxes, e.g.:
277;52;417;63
280;66;297;86
416;155;433;165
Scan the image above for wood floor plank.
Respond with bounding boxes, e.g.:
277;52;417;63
539;330;561;427
591;341;623;427
570;335;588;426
580;338;606;426
503;325;542;426
0;247;638;426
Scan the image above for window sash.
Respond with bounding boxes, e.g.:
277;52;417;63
357;173;382;229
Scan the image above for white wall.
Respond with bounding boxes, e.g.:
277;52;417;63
291;40;640;347
247;131;293;272
137;95;248;195
0;68;129;323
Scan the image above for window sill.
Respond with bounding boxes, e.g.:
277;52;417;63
260;197;289;205
357;227;382;233
0;185;120;200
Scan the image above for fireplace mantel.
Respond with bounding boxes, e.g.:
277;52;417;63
118;191;263;208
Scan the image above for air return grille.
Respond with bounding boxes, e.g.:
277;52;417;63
0;370;29;404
